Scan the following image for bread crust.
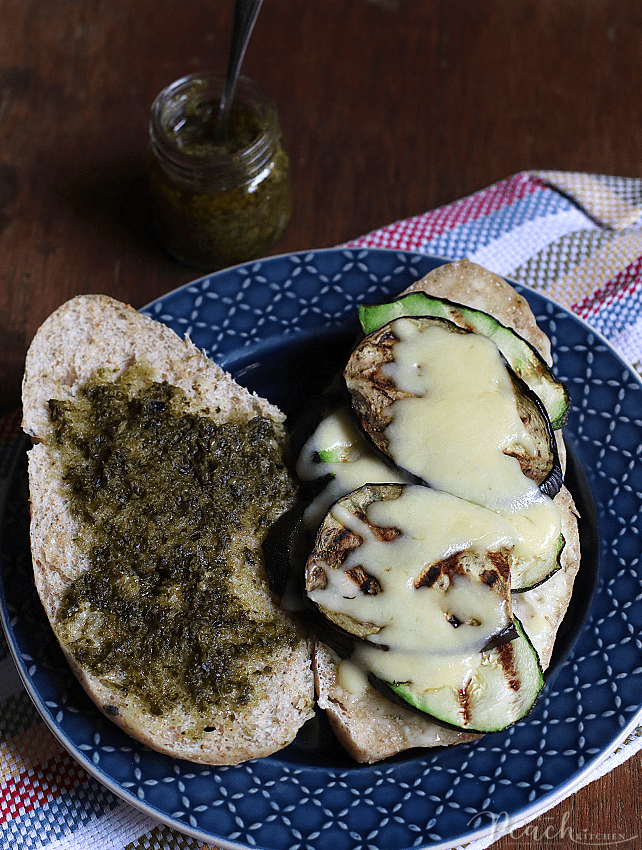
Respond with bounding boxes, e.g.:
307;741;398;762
312;259;582;762
23;294;314;765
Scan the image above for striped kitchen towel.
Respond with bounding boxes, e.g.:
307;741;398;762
348;170;642;376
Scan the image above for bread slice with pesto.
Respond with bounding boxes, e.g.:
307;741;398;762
22;294;314;766
311;259;581;762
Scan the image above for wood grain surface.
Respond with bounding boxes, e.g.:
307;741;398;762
1;1;641;847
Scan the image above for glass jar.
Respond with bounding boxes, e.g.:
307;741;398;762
147;72;291;270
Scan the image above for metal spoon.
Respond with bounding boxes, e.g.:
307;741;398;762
216;0;265;142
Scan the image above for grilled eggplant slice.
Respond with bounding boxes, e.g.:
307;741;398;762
299;407;564;594
507;375;563;499
305;483;546;732
359;292;571;429
344;316;563;502
304;483;403;640
305;483;517;650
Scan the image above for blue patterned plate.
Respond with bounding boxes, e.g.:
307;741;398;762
1;249;641;850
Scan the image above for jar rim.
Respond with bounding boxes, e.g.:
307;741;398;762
149;71;280;177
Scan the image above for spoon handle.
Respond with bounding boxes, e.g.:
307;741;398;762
217;0;265;141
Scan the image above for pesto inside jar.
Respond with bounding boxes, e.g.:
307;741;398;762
50;366;299;719
147;73;292;270
168;98;264;158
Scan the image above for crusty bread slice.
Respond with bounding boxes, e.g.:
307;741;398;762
313;259;581;763
23;294;314;765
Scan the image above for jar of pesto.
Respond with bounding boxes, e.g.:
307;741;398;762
147;72;291;269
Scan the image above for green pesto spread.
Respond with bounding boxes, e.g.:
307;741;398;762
49;367;298;719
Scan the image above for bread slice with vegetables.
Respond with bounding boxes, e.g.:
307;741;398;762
22;294;314;766
298;259;580;762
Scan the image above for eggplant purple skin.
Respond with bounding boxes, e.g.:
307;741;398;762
262;503;306;599
506;368;563;500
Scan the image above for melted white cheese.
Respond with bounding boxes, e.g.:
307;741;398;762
384;320;536;509
309;486;514;688
384;320;561;564
336;658;369;696
296;406;406;531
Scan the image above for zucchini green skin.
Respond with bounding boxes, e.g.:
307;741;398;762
383;617;544;733
359;293;571;429
318;446;345;463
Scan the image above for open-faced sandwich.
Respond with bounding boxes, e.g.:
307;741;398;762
22;259;580;767
22;295;315;765
295;259;580;762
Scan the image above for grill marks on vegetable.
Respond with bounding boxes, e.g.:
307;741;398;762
50;370;298;718
308;499;400;594
457;679;474;727
415;547;510;592
344;326;416;455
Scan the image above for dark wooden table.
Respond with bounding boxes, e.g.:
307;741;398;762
2;1;641;847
